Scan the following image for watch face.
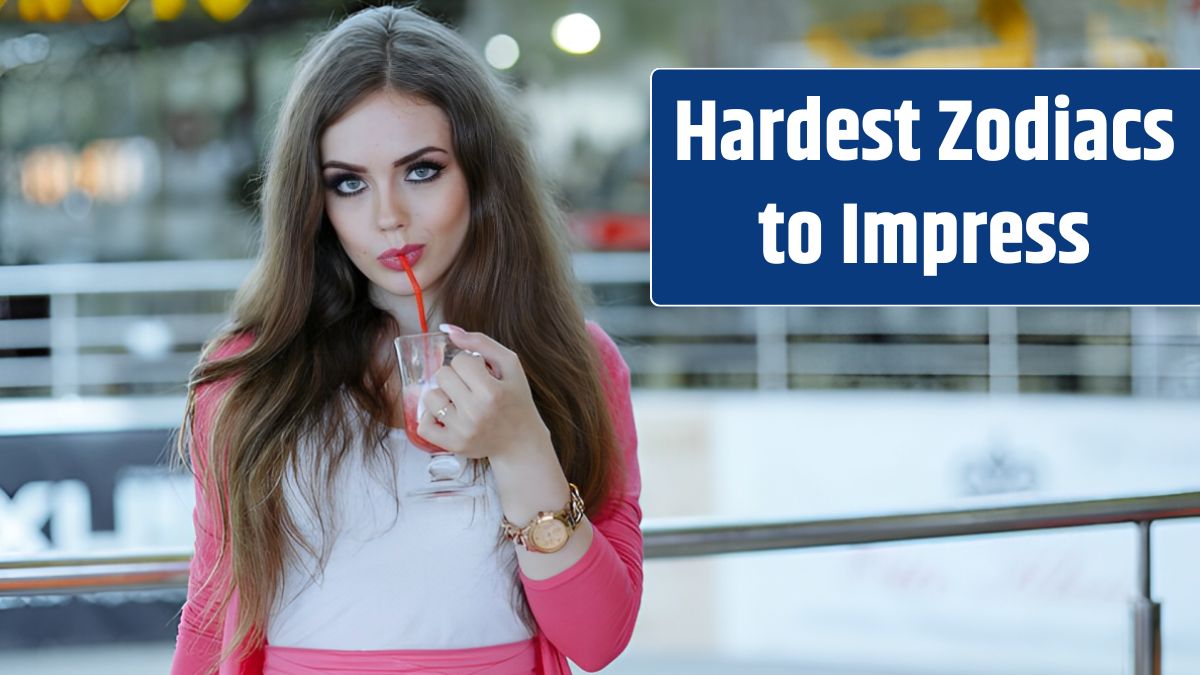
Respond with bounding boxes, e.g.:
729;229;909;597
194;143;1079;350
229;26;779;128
530;518;569;552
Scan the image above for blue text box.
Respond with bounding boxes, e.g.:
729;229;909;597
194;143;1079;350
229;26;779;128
650;69;1200;305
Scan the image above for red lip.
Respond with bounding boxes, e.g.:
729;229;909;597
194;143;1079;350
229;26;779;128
378;245;424;271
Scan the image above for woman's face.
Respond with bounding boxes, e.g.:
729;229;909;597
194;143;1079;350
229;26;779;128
320;89;470;309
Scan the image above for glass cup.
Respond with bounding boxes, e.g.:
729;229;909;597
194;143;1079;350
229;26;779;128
393;331;484;499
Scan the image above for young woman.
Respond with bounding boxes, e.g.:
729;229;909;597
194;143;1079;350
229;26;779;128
170;6;642;674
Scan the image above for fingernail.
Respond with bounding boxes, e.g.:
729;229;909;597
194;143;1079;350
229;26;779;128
439;323;465;336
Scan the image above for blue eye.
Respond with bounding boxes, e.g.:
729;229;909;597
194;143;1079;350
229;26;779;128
406;161;444;183
336;178;366;195
325;174;366;197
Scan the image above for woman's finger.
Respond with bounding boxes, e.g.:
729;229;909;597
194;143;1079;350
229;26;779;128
435;360;475;403
438;323;518;380
448;349;494;392
420;387;453;427
415;411;454;448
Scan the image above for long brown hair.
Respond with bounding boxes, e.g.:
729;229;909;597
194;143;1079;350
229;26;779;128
177;5;620;667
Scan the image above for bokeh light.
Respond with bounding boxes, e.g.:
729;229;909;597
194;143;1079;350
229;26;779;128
484;33;520;70
552;12;601;55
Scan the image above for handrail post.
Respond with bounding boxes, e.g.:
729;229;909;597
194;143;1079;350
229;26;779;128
50;292;80;397
1132;520;1161;675
755;307;788;390
987;306;1018;395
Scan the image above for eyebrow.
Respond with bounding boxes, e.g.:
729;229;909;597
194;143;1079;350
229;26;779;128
321;145;447;172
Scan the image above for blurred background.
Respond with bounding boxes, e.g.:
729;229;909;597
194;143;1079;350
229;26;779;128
1;0;1199;673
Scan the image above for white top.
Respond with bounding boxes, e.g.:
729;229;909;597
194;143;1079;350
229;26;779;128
265;427;533;650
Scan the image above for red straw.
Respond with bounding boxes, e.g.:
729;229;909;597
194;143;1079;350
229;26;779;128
397;257;429;333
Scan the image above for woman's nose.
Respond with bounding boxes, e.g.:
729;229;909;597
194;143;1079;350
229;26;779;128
375;183;408;231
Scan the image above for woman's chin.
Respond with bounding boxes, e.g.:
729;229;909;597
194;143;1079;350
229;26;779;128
367;273;443;306
366;282;414;307
368;278;416;297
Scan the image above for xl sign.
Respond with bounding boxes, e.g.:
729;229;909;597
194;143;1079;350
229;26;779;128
0;472;193;554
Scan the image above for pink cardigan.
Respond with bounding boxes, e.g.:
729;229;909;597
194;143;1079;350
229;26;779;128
170;322;643;675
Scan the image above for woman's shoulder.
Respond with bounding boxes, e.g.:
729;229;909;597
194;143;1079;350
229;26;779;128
207;330;256;362
192;330;256;406
189;331;257;464
583;320;627;376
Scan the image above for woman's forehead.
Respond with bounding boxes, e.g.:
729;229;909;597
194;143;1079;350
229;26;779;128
320;90;452;164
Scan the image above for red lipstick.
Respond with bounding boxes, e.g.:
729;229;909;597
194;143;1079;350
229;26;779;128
378;244;424;271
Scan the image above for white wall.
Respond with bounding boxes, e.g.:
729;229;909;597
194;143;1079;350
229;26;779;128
632;390;1200;674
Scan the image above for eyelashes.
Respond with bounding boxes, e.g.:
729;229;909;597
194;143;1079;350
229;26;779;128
324;173;366;196
405;160;444;183
323;159;447;197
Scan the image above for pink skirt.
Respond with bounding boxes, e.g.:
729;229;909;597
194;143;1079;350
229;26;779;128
262;638;538;674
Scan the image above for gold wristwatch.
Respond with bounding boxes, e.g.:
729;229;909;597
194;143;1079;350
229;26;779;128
501;483;585;553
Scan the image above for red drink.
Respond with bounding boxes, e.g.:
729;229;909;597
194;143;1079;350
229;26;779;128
403;385;444;453
394;331;478;496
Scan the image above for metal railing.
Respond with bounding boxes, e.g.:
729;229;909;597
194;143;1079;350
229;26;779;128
0;255;651;394
2;491;1197;675
4;259;1200;395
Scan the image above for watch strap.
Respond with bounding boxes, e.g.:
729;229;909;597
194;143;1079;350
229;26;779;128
501;482;585;550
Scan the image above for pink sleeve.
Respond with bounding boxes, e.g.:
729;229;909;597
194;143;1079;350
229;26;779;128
519;321;644;672
171;334;253;675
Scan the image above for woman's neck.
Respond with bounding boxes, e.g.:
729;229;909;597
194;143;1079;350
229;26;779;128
369;283;444;335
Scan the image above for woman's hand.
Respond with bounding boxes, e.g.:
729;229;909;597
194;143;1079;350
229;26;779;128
414;323;551;461
418;324;591;577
